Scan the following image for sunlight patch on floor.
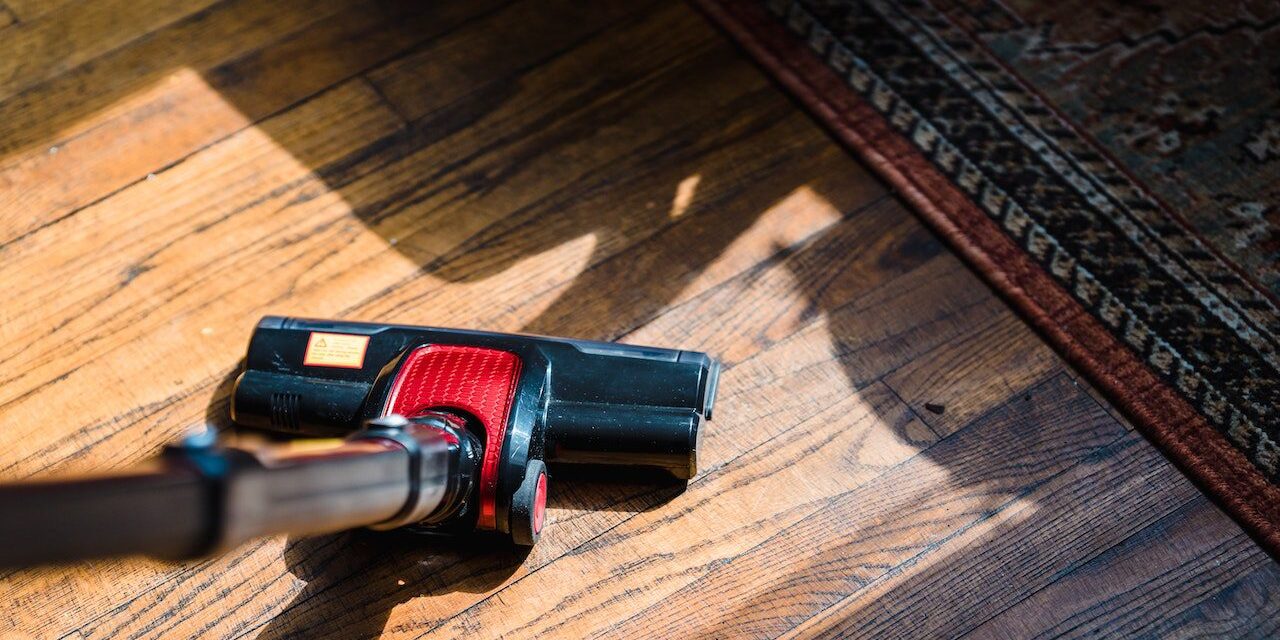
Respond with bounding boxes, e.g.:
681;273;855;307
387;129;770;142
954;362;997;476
674;184;843;302
669;174;701;219
0;68;254;241
365;231;600;332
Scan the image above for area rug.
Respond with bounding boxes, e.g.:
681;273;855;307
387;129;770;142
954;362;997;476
695;0;1280;555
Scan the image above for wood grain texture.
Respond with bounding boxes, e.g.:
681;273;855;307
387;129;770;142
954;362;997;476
0;0;1273;638
3;0;73;23
882;310;1060;437
966;496;1280;640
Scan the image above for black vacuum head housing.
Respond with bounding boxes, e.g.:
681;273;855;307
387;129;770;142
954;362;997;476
232;316;720;544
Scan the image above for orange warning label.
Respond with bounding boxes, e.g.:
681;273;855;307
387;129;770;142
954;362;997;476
302;332;370;369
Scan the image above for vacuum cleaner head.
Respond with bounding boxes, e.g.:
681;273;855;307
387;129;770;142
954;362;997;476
232;316;720;544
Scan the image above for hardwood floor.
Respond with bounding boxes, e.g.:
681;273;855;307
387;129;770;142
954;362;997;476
0;0;1274;638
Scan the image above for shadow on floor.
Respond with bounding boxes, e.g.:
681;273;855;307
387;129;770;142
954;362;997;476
250;472;687;640
252;531;526;640
3;0;1084;637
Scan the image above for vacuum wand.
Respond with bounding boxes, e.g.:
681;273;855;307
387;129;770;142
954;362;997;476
0;316;720;566
0;414;471;568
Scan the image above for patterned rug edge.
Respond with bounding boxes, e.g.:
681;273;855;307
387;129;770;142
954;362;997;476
691;0;1280;557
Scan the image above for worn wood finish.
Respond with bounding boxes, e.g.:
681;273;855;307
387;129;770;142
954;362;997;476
0;1;1273;638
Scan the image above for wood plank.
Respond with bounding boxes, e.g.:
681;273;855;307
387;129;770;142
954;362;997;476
964;496;1278;640
884;310;1061;436
0;0;340;156
4;0;76;23
0;0;348;240
623;196;934;363
630;246;1013;481
0;0;221;101
426;374;1126;639
367;0;654;124
0;0;511;247
1157;560;1280;639
717;250;1007;392
778;430;1203;639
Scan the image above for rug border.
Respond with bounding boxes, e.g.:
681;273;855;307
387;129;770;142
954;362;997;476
692;0;1280;557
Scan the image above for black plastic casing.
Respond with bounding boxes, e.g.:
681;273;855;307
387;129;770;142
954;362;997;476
231;316;719;536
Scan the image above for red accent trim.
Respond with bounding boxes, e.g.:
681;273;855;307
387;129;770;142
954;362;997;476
383;345;522;530
533;472;547;534
693;0;1280;557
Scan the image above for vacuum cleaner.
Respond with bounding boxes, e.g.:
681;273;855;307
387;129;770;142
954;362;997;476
0;316;719;567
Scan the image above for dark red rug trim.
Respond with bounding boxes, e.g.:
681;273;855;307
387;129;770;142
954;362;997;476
693;0;1280;556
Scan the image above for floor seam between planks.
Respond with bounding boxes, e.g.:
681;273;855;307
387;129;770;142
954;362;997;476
877;379;944;439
